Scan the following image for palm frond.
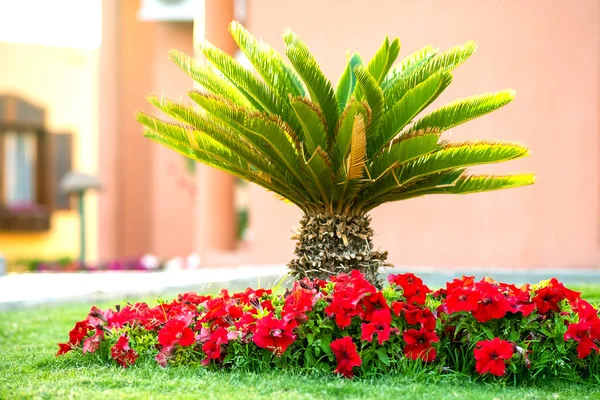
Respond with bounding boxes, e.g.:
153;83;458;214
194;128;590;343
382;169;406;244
305;146;336;207
371;71;452;157
356;140;529;209
142;25;534;214
384;40;476;108
353;65;384;150
369;130;441;180
428;173;536;195
363;169;465;209
200;41;300;131
382;45;437;90
405;90;515;134
336;115;368;211
283;29;339;138
332;99;371;174
169;50;252;108
335;53;363;111
367;36;401;84
290;97;329;155
229;21;305;98
346;115;368;181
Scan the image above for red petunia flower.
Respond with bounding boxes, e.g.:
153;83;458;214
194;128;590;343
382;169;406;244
202;327;230;365
56;342;72;356
445;287;477;314
282;285;315;324
87;306;113;327
361;308;394;345
361;292;390;321
398;303;436;331
82;328;105;354
474;338;514;376
403;328;439;362
252;313;296;355
330;336;362;378
158;318;196;347
111;335;139;368
325;270;376;329
532;286;565;314
433;276;476;298
68;320;92;346
564;320;600;359
572;298;600;322
471;282;511;323
533;279;581;315
388;273;431;305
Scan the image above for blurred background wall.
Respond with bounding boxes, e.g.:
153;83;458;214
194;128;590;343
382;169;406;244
0;8;99;262
1;0;598;272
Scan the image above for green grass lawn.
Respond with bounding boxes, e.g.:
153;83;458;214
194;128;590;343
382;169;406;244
1;287;600;400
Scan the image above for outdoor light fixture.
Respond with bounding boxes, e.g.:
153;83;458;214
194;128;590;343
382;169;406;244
59;172;102;266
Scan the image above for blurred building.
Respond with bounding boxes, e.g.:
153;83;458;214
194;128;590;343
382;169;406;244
0;1;99;263
1;0;599;271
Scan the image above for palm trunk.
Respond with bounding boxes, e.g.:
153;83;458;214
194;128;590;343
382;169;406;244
287;212;389;286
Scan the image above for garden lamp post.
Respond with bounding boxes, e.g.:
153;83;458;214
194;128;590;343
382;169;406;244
60;172;102;266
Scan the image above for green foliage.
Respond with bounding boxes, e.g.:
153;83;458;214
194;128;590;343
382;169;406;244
139;23;533;215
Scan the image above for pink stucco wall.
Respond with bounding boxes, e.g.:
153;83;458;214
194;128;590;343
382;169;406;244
99;0;196;260
243;0;600;269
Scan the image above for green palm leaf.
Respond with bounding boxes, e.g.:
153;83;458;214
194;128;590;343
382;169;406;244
290;97;329;155
371;71;452;157
284;29;339;138
384;40;476;108
141;24;534;217
405;90;515;134
367;36;401;84
229;21;305;99
335;53;363;111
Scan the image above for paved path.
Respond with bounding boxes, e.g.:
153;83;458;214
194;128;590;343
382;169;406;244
1;265;598;310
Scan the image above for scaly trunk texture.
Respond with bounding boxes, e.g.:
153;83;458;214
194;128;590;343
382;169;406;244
287;212;389;287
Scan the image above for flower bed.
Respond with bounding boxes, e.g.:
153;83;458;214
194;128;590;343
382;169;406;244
57;270;599;381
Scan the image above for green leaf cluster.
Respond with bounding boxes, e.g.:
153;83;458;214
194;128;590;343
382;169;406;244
139;22;534;214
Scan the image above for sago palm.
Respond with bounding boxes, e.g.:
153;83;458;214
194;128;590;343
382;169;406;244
137;22;534;285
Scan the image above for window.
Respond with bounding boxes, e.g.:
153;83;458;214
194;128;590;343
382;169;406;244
0;95;51;231
2;131;38;207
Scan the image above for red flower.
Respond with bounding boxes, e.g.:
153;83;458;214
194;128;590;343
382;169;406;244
533;286;565;314
572;299;600;322
111;335;139;368
474;338;514;376
445;287;477;314
388;273;431;305
56;343;72;356
398;303;436;331
361;309;394;345
565;321;600;359
330;337;362;378
533;279;581;314
158;318;196;347
282;285;315;324
471;282;511;323
325;270;376;328
68;320;92;346
433;276;476;297
202;327;230;365
252;313;296;355
82;329;105;354
87;306;112;327
361;292;390;321
403;328;439;362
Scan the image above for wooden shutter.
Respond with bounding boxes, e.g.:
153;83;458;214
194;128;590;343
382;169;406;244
51;133;73;210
